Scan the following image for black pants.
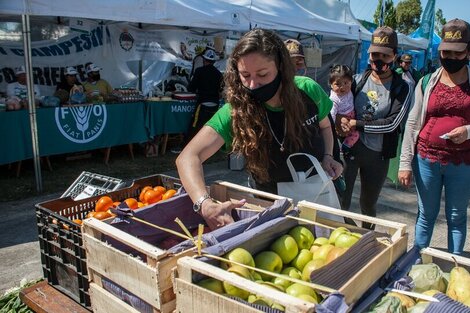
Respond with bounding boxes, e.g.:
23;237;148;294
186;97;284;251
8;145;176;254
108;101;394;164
341;140;389;230
185;103;219;144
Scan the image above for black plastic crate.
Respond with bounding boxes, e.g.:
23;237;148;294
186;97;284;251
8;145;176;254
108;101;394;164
35;174;181;308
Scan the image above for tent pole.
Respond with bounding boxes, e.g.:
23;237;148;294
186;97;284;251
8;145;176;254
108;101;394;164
22;14;43;192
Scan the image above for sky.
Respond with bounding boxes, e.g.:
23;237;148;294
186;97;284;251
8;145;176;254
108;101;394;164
349;0;470;25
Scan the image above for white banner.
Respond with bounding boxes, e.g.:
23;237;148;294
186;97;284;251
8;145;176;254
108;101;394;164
0;23;229;97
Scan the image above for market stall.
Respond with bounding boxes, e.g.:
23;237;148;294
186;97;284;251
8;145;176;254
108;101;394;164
0;100;196;165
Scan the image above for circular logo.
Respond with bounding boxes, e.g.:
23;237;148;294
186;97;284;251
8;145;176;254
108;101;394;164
119;31;134;51
55;105;107;143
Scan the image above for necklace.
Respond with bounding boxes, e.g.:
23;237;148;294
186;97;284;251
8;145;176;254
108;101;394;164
265;111;287;152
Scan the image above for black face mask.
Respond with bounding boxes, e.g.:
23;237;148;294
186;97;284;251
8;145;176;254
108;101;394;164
90;73;101;81
243;72;282;103
371;59;393;75
440;57;469;74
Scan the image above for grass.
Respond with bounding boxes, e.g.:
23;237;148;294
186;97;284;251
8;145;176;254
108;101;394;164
0;144;226;202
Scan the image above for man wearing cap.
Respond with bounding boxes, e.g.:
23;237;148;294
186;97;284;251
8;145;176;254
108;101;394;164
6;65;41;110
82;63;113;102
339;26;411;229
395;54;421;89
399;18;470;255
54;66;83;104
184;48;223;144
284;39;307;76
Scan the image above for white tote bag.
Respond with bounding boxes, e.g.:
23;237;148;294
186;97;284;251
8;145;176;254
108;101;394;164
277;153;342;210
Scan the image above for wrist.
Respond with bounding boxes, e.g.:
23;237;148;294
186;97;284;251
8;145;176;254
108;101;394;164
324;153;333;157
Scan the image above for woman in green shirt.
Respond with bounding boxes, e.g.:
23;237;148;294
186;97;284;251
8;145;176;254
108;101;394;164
176;29;343;230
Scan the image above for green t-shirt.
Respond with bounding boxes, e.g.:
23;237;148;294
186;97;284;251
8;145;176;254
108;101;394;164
206;76;332;148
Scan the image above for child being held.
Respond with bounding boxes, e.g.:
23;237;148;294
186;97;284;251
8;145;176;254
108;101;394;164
329;65;359;155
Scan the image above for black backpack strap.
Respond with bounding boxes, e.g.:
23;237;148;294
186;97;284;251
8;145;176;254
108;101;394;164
352;69;373;98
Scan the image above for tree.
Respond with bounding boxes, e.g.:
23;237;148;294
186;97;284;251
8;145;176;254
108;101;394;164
373;0;397;30
396;0;422;34
435;8;446;34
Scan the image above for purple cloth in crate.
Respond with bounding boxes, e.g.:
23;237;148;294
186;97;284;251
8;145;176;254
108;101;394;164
425;293;470;313
315;292;349;313
168;198;292;254
111;192;204;238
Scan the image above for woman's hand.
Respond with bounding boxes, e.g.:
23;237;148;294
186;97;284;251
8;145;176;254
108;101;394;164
322;154;343;180
398;170;412;187
446;126;469;144
201;198;247;230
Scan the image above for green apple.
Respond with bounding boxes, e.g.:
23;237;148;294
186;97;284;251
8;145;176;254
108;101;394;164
272;303;285;311
221;247;255;270
310;245;320;254
325;246;347;264
328;227;349;244
301;259;326;281
270;234;298;264
223;265;252;300
335;233;359;248
296;294;319;304
247;295;272;306
197;278;224;294
286;283;319;301
290;249;313;271
254;251;283;280
273;267;301;290
252;271;263;281
258;281;285;293
313;237;329;246
288;226;315;250
312;244;334;261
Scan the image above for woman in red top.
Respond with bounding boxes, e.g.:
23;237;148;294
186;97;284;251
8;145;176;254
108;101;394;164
399;19;470;254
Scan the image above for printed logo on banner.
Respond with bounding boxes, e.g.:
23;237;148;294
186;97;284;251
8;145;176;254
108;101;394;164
119;31;134;51
55;105;107;143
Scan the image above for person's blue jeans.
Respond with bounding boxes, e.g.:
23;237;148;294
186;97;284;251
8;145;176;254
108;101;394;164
412;155;470;254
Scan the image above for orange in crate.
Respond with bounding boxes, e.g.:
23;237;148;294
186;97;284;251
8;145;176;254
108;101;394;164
95;196;113;212
139;186;153;202
94;211;112;220
162;189;177;200
144;189;162;204
124;198;139;210
153;185;167;195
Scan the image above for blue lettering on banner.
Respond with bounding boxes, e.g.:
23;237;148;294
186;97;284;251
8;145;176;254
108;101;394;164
171;104;195;113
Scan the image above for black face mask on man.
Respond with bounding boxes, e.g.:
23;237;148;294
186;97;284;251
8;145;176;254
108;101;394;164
371;59;393;75
243;72;282;103
440;57;469;74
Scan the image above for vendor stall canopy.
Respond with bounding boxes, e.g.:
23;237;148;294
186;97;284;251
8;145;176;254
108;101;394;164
1;0;360;40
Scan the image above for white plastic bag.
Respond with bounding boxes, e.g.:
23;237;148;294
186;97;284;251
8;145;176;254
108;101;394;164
277;153;343;222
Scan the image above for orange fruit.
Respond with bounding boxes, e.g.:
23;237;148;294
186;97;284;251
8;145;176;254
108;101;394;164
95;196;113;212
137;202;145;208
85;211;96;218
144;189;162;204
162;189;177;200
153;186;167;196
72;219;83;225
139;186;153;202
113;201;121;207
94;211;112;220
124;198;138;210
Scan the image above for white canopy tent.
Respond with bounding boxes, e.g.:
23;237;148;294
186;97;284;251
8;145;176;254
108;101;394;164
294;0;428;50
2;0;361;191
1;0;360;40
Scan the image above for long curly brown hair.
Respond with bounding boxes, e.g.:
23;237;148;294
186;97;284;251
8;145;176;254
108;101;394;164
225;29;308;183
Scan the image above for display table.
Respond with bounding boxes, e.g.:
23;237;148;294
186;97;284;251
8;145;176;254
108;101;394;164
0;100;197;165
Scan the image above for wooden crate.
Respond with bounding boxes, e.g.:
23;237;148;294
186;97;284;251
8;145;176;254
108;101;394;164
176;256;316;313
297;200;408;305
83;181;291;313
421;247;470;271
174;200;408;312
